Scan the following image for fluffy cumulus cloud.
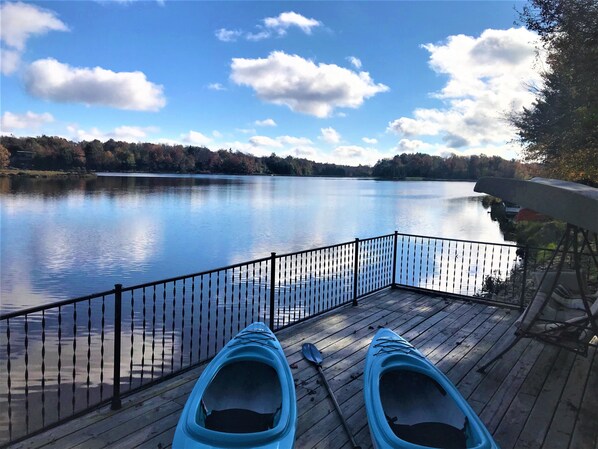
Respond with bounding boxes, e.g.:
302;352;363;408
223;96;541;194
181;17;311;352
1;111;54;132
388;28;543;157
218;12;321;42
67;125;158;142
255;118;277;127
231;51;389;118
320;127;341;144
181;130;213;146
0;2;68;75
24;58;166;111
263;11;321;36
362;137;378;145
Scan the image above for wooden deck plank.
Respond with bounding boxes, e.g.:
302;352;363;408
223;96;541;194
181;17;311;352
7;288;597;449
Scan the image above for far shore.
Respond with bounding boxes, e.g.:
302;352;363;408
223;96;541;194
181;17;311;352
0;169;97;179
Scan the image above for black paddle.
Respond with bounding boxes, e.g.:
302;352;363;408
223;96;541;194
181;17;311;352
302;343;362;449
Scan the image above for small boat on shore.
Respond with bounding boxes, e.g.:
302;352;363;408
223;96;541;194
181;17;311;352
364;329;498;449
172;322;296;448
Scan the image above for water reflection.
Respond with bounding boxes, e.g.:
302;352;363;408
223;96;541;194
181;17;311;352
1;174;504;311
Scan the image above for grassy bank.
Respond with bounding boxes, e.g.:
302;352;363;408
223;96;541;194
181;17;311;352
0;169;97;179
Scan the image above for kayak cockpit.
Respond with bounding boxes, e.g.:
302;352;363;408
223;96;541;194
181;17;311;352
198;360;282;434
380;369;471;449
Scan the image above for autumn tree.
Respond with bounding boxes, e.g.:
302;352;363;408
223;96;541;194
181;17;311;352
512;0;598;183
0;144;10;168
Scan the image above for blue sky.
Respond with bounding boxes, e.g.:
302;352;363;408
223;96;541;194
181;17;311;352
0;1;544;165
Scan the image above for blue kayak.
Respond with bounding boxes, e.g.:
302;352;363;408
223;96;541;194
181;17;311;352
364;329;499;449
173;323;296;449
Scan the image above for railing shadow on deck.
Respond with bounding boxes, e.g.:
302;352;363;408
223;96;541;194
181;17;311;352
1;231;595;446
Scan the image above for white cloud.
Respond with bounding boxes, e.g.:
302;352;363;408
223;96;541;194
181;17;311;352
1;47;21;75
207;83;226;91
320;127;341;145
332;145;389;166
0;2;68;75
396;138;434;153
347;56;362;69
0;2;68;50
218;11;321;43
249;135;283;148
215;28;242;42
24;58;166;111
277;135;312;146
1;111;54;132
212;130;223;138
362;137;378;145
263;11;321;35
388;28;542;156
255;118;277;127
236;128;256;135
68;125;158;142
231;51;389;118
181;130;213;146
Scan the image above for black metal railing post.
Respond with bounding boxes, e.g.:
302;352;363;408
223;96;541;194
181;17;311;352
392;231;398;288
353;238;360;306
269;253;276;330
518;246;529;312
111;284;122;410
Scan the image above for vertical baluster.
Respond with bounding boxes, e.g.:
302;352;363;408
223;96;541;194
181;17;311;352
129;291;135;387
277;257;283;328
171;282;176;373
299;253;305;320
238;266;243;331
151;286;157;380
198;276;203;362
223;269;227;346
100;297;105;400
251;263;256;324
189;276;196;365
293;255;298;322
431;239;437;290
215;272;220;352
86;300;91;407
283;256;289;326
452;241;458;293
244;264;249;328
309;251;315;316
257;262;262;323
230;267;234;338
161;282;166;376
444;240;450;291
269;253;276;330
474;244;481;295
466;243;473;295
181;279;186;370
41;310;46;426
208;273;214;356
189;278;194;367
57;307;62;419
71;305;76;415
24;316;30;430
6;318;12;440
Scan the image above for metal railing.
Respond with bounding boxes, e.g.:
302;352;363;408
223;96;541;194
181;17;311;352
1;231;595;445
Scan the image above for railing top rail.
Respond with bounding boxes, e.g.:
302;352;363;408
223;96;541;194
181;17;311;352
358;233;395;243
0;288;117;321
120;256;272;293
395;232;522;249
277;239;355;258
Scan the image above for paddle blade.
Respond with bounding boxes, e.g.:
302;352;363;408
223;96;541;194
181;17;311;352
302;343;323;366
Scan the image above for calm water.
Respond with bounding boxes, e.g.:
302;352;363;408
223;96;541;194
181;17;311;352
0;174;504;313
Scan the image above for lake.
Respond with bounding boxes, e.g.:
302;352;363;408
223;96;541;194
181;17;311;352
0;173;504;313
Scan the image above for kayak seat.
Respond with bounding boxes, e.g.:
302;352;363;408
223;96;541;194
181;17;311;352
205;408;275;433
387;420;467;449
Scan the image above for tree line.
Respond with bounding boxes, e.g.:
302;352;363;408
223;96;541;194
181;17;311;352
0;135;535;180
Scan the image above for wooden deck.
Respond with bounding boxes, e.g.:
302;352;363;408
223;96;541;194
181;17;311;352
11;288;598;449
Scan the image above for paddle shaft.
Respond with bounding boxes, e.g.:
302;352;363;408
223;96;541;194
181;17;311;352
316;365;361;449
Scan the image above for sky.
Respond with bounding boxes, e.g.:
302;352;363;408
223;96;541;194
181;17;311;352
0;1;546;166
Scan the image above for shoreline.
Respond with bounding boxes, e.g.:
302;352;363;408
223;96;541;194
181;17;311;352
0;169;97;179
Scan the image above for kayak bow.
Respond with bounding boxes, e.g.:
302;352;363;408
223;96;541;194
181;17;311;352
173;322;296;448
364;329;499;449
